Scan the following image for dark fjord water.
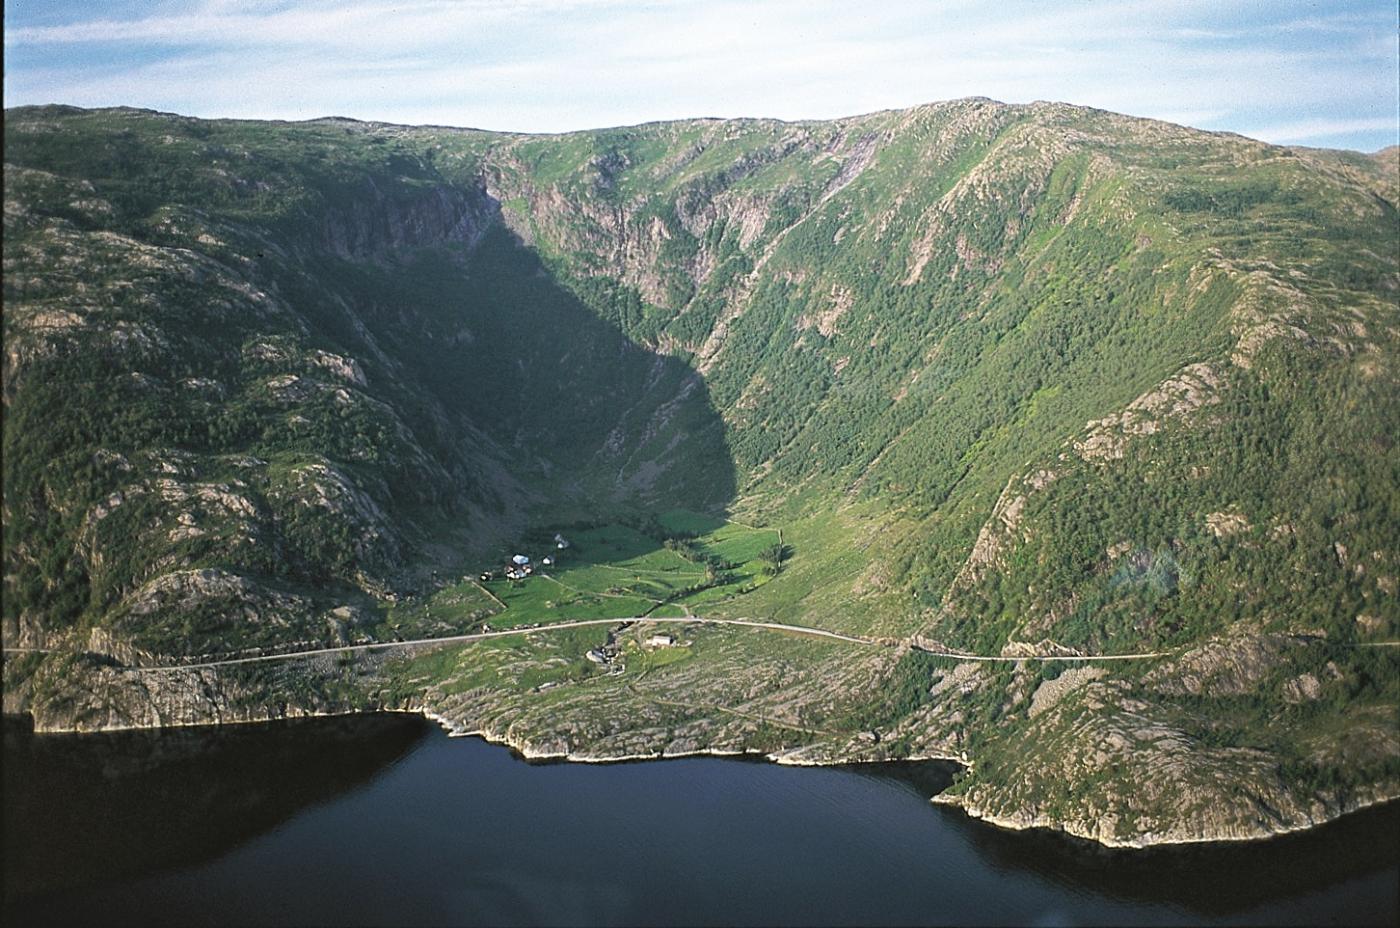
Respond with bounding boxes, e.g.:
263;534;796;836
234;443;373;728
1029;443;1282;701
4;714;1397;927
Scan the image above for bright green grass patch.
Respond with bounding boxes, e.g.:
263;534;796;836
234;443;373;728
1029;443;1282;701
470;515;786;628
675;575;767;608
694;522;781;567
551;559;703;596
482;577;656;626
694;501;913;637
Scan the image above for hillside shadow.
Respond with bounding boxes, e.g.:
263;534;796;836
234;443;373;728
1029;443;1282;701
306;215;738;522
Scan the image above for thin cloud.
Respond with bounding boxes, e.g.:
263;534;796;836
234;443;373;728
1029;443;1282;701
1244;116;1399;145
3;0;649;46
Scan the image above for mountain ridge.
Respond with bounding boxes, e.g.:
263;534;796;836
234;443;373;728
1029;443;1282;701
17;97;1391;156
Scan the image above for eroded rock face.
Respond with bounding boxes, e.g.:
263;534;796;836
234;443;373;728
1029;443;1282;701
1074;363;1225;462
1029;666;1106;718
1141;628;1295;698
932;666;1400;847
7;615;1397;849
320;181;500;260
5;659;379;733
951;468;1059;591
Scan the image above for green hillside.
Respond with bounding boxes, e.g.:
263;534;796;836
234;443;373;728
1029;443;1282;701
3;101;1397;846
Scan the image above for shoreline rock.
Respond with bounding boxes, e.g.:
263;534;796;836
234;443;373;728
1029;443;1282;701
932;788;1400;849
9;704;1393;851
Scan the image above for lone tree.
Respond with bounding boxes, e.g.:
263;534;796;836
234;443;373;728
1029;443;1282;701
759;542;790;576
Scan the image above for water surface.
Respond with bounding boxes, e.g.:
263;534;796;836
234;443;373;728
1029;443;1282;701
4;714;1396;926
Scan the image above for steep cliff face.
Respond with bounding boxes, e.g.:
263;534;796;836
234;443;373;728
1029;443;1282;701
318;178;499;259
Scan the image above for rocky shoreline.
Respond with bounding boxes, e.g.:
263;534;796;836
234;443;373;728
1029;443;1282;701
932;787;1400;850
11;699;1395;852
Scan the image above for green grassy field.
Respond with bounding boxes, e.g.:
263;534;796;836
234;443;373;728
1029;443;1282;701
405;511;784;631
485;577;655;627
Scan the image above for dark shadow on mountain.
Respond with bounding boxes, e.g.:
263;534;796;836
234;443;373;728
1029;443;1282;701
285;212;738;526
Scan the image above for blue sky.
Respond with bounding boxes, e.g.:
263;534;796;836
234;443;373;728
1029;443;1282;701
4;0;1397;151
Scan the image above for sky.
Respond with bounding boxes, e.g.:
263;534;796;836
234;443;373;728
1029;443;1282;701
4;0;1398;151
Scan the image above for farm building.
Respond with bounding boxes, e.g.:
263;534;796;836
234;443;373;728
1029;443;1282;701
646;633;677;647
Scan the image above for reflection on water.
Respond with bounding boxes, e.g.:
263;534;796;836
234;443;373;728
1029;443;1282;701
924;793;1399;918
3;713;1396;927
845;758;1399;918
2;713;428;903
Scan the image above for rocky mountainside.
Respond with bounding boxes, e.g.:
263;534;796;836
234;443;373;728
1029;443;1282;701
3;100;1397;846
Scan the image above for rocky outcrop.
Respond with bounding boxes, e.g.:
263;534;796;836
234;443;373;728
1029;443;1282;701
8;618;1398;851
1028;666;1106;718
319;179;500;259
1140;628;1299;698
947;467;1058;593
1074;362;1225;462
934;671;1400;847
937;778;1400;849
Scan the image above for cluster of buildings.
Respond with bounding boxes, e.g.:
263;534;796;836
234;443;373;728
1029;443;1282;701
585;630;677;671
480;534;570;583
481;555;538;582
504;554;536;581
